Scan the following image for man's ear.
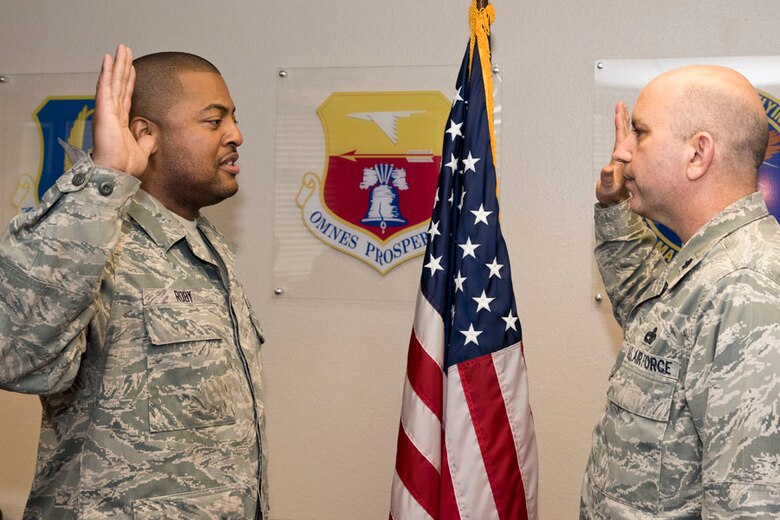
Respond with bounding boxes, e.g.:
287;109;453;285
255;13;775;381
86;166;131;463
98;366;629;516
686;131;715;181
129;117;158;155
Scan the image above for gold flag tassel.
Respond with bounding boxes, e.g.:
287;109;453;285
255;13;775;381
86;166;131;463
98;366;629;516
469;0;496;167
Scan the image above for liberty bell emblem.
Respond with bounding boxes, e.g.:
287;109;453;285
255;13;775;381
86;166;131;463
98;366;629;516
360;163;408;234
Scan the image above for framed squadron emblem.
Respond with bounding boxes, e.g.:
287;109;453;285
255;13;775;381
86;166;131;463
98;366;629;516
758;89;780;218
30;97;95;209
273;64;500;301
296;91;450;274
0;72;96;228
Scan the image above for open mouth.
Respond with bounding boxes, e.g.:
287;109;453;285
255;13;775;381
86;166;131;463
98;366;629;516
220;153;240;174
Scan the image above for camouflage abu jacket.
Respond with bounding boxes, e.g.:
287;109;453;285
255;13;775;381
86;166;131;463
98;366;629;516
581;192;780;519
0;148;268;519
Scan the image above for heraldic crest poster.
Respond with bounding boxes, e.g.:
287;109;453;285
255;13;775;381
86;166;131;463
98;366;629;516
274;65;502;301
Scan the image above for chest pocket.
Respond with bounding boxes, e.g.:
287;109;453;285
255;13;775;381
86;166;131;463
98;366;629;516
132;484;247;519
143;289;240;433
590;343;678;513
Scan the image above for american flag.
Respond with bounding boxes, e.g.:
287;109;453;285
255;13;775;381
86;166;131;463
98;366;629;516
390;4;538;519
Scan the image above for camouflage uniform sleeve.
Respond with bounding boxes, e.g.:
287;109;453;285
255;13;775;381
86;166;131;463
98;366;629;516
0;146;140;394
686;268;780;518
594;197;666;328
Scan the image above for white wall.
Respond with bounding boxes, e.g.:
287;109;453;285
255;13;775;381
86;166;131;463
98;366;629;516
1;1;777;518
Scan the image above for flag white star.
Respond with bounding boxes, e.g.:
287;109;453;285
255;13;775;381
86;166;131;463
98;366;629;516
458;237;480;259
471;204;492;225
448;190;454;205
445;153;459;172
434;188;440;204
427;220;441;240
452;86;464;106
458;190;467;210
445;119;463;141
425;254;444;275
463;151;480;173
451;304;456;324
461;323;482;346
503;310;519;331
486;257;503;278
453;270;467;292
473;290;495;312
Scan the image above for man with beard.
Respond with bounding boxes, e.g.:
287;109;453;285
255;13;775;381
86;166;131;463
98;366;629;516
0;45;268;518
581;65;780;518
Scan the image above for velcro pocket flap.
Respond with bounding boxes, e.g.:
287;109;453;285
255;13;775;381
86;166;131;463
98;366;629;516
133;485;246;519
143;289;228;346
607;362;676;422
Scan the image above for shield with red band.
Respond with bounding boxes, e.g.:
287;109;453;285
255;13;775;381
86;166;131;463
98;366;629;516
297;91;451;274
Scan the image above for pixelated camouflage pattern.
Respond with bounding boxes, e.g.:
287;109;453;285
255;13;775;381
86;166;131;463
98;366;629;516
0;147;268;519
581;192;780;519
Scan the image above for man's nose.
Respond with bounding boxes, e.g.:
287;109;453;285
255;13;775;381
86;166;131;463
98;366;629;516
225;120;243;147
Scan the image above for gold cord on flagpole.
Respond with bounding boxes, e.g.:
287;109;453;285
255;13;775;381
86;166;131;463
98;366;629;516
469;0;497;167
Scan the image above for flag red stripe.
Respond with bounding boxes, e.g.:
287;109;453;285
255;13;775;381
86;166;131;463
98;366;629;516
459;356;528;520
395;422;441;518
407;329;444;422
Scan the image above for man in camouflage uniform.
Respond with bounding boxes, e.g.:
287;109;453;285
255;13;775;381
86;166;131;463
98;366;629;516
581;65;780;518
0;45;268;518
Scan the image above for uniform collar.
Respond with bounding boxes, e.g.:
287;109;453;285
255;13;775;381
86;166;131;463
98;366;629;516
127;190;191;251
127;190;236;256
665;192;769;289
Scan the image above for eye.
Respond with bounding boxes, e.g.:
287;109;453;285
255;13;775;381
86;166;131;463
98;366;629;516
206;119;223;128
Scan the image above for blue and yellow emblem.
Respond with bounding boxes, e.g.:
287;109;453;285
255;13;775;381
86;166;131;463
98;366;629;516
12;96;94;213
758;89;780;219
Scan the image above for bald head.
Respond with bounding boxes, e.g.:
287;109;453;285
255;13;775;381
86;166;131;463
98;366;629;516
650;65;768;173
130;52;221;126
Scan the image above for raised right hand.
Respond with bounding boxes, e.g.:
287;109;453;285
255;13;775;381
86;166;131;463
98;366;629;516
91;44;155;177
596;102;631;206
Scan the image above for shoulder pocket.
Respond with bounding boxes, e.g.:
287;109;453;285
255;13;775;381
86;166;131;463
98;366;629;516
143;289;239;433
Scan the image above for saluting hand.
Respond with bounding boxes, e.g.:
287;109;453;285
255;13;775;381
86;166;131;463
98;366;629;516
91;44;155;177
596;102;631;206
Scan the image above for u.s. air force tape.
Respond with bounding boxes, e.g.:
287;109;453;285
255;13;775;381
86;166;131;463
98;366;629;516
625;345;679;380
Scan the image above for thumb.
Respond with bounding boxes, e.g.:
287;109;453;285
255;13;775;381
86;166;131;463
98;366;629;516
600;164;616;190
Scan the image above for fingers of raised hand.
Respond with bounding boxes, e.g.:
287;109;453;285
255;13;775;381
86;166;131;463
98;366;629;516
97;52;113;103
112;45;131;109
614;102;630;144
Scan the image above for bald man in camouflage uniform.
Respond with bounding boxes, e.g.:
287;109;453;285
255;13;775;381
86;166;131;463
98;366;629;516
0;45;268;518
581;66;780;518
